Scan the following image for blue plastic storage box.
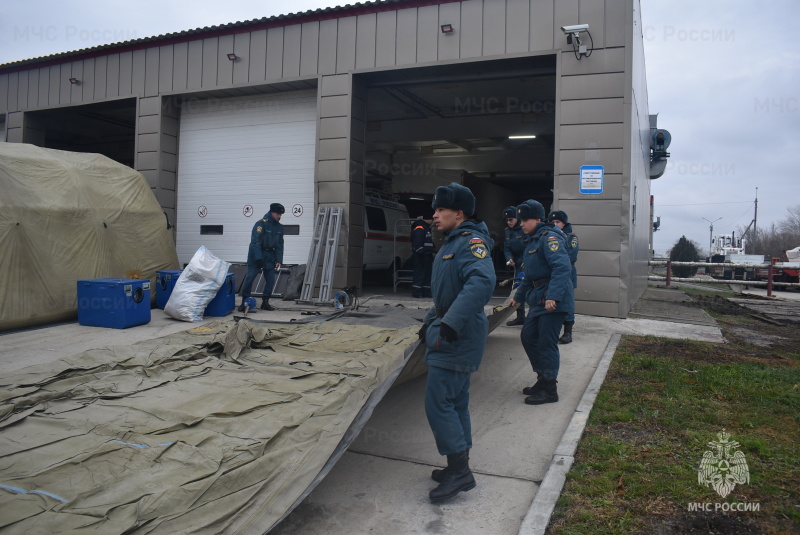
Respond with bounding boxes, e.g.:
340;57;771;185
204;273;236;317
156;269;183;309
77;278;151;329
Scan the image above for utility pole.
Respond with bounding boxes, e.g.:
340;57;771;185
753;187;758;240
702;216;722;254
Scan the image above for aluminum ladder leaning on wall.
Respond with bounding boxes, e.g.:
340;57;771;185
299;206;343;303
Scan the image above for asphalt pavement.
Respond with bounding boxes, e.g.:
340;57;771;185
0;284;727;534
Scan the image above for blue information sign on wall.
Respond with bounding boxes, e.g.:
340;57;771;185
579;165;604;194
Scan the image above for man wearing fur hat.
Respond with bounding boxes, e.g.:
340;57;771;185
509;200;574;405
548;210;579;343
418;182;496;503
503;205;527;326
239;203;285;312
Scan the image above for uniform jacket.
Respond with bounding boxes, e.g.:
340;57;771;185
503;224;527;264
411;219;435;255
514;222;574;318
247;213;284;265
563;222;579;288
423;220;496;373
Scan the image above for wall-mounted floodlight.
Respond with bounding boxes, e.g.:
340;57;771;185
226;53;239;61
441;24;454;34
68;77;80;85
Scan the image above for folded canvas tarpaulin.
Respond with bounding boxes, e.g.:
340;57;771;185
0;143;180;331
0;319;419;534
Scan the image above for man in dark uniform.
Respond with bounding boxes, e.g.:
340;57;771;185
503;205;527;326
239;203;285;312
548;210;579;344
509;200;574;405
410;215;435;298
418;182;496;503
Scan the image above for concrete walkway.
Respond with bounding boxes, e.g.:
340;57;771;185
0;286;724;534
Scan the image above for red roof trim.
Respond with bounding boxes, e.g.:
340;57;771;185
0;0;463;73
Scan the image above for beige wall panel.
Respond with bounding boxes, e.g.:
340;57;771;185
5;73;17;111
482;0;506;56
139;96;160;116
556;172;622;200
0;74;7;114
119;51;133;96
460;0;483;58
201;38;218;88
92;57;106;101
217;35;235;86
72;62;86;103
155;189;176;209
106;55;120;98
319;138;348;160
559;148;623;174
575;275;619;302
188;41;204;90
26;70;38;109
48;65;60;105
559;199;622;226
144;48;159;96
561;98;624;125
319;20;338;75
140;170;159;188
530;0;555;52
579;0;606;49
137;152;158;171
506;0;530;54
172;43;188;91
561;72;625;100
571;224;621;252
553;0;579;44
160;170;177;190
158;45;175;93
317;159;349;181
605;0;627;48
576;300;620;318
161;134;177;155
320;94;349;117
560;123;624;149
59;66;71;104
319;116;349;139
283;25;302;78
163;115;178;137
248;30;268;82
437;2;460;60
356;14;377;69
318;179;362;204
138;133;159;152
36;68;49;108
233;33;250;84
375;11;398;67
577;251;620;277
162;153;177;172
18;71;29;110
321;74;349;96
300;22;320;75
138;114;159;135
416;5;438;63
132;50;146;96
7;112;22;129
561;47;624;76
336;17;357;73
396;8;418;65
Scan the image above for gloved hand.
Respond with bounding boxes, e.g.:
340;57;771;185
255;259;265;269
440;323;458;342
418;323;428;340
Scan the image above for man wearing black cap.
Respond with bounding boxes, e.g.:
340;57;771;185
418;182;496;503
410;214;435;298
503;205;527;326
239;203;285;312
548;210;579;343
509;200;574;405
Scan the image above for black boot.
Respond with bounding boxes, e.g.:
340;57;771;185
260;300;275;311
522;375;543;396
506;309;525;326
431;450;469;483
429;450;476;502
558;321;574;344
525;379;558;405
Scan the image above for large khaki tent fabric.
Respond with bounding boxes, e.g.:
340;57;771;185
0;319;420;534
0;143;179;331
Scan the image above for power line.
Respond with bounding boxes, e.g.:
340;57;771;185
657;201;752;207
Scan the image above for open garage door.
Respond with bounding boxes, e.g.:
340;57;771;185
176;90;317;265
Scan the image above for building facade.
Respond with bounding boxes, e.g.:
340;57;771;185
0;0;656;318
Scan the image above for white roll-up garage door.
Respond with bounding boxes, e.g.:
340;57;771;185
176;90;317;265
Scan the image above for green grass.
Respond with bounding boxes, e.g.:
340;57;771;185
548;299;800;535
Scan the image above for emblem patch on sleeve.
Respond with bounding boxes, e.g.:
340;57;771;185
571;236;578;248
469;240;488;258
548;240;560;252
256;226;263;233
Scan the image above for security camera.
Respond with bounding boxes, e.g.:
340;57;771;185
561;24;589;35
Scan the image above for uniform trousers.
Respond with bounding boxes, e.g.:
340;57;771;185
241;256;276;300
425;365;472;455
521;311;567;381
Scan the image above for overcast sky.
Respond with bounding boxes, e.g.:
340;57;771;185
2;1;798;256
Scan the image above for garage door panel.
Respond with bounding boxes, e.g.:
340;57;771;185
177;90;317;265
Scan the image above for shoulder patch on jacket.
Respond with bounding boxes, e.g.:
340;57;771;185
256;225;263;233
469;240;488;259
570;236;579;248
548;240;559;252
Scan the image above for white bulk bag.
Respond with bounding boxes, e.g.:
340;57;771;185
165;246;230;322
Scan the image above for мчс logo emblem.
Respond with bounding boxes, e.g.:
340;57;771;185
698;430;749;498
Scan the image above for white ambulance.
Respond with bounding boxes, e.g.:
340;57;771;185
363;190;413;272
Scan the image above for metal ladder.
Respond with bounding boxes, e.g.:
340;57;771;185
300;206;343;303
318;207;343;303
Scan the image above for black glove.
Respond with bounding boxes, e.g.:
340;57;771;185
255;259;265;269
440;323;458;342
418;323;428;340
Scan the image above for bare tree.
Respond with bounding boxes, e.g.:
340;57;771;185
738;204;800;258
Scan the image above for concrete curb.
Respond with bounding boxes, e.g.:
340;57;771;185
518;333;622;535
